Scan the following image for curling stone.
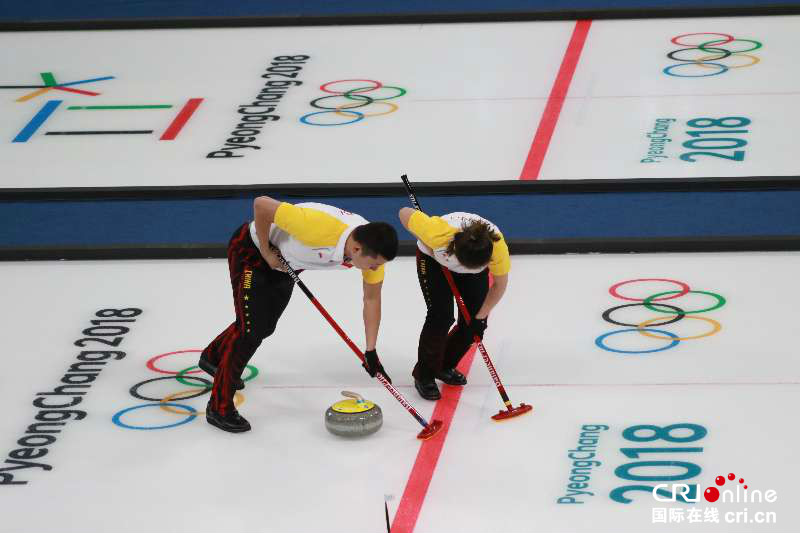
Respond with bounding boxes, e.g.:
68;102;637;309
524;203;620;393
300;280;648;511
325;391;383;437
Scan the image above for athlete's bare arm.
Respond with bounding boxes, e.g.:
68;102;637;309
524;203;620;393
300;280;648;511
362;280;382;351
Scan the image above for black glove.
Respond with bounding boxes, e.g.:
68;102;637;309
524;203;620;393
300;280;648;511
363;349;391;383
468;317;488;340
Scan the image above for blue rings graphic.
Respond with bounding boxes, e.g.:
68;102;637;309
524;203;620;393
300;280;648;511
595;328;681;354
112;402;197;430
300;109;364;126
663;62;729;78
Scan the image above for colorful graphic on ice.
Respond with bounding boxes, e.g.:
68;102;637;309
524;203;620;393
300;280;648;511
112;349;259;430
2;71;202;142
300;79;407;126
663;33;762;78
595;278;726;354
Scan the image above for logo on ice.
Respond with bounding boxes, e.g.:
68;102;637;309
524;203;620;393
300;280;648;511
2;71;202;143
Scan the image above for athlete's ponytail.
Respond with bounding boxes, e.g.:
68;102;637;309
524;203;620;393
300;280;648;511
447;220;500;269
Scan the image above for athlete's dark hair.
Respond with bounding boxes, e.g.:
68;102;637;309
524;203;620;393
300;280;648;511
352;222;399;261
447;220;500;269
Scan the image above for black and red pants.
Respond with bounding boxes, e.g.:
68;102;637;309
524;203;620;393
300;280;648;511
414;250;489;381
203;223;294;415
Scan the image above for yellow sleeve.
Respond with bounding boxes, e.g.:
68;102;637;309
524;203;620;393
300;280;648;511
407;210;458;249
361;264;385;284
489;235;511;276
273;203;347;247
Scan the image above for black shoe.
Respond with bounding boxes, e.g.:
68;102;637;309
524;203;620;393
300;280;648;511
198;356;244;390
435;368;467;386
414;378;441;401
206;403;251;433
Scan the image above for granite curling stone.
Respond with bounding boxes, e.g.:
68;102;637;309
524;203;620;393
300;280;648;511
325;391;383;437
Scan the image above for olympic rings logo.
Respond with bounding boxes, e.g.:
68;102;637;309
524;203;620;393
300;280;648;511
595;279;727;354
299;79;406;126
111;349;259;430
664;33;762;78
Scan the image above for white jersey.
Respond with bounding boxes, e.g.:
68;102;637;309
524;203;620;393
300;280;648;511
248;202;384;284
410;211;510;276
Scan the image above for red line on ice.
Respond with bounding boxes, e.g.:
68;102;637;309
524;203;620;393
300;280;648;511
390;344;478;533
519;20;592;180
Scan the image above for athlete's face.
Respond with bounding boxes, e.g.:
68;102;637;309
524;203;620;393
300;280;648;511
352;251;387;271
